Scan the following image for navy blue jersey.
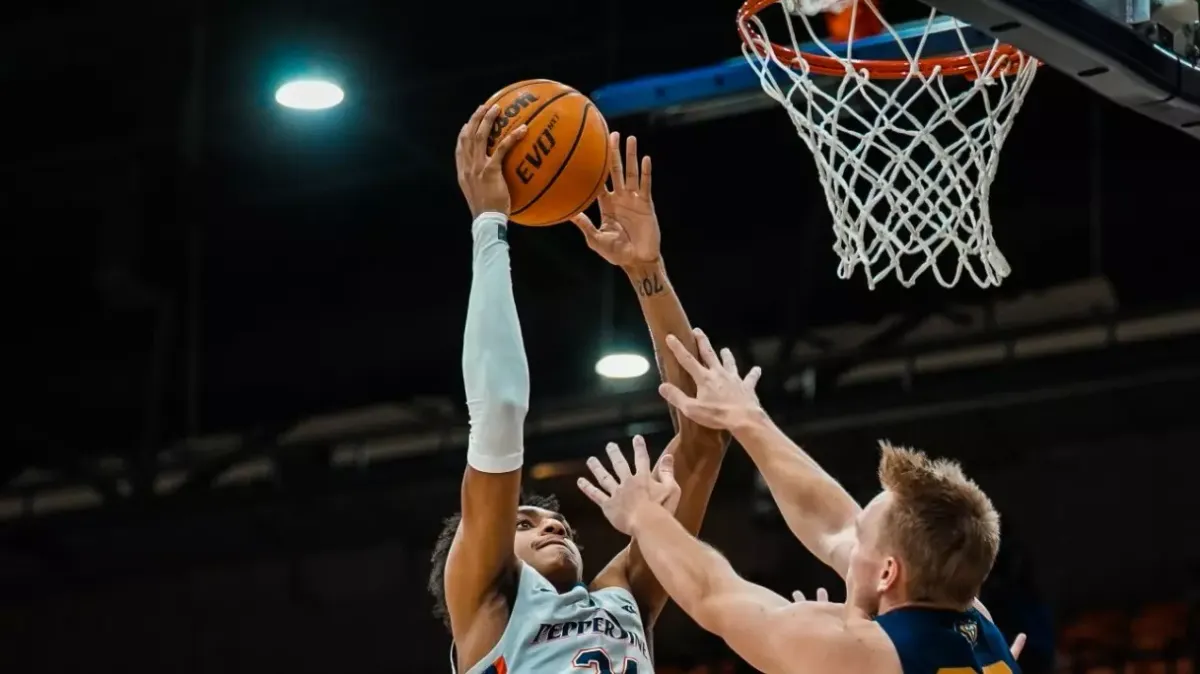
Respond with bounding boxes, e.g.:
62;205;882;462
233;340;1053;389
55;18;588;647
876;607;1021;674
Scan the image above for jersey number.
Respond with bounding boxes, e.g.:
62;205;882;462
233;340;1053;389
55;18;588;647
573;648;639;674
939;661;1013;674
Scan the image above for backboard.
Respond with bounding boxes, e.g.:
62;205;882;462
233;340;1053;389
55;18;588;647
592;0;1200;139
924;0;1199;137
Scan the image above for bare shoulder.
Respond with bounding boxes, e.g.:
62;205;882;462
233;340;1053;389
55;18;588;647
844;616;903;674
772;608;902;674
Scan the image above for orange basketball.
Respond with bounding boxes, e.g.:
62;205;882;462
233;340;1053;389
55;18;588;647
825;0;885;41
483;80;610;227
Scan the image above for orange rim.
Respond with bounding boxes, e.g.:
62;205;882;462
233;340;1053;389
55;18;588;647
737;0;1027;79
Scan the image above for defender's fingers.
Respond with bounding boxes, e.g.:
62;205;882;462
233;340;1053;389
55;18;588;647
585;455;620;493
719;347;740;376
652;444;674;473
792;590;807;602
664;334;708;379
1010;633;1027;659
693;328;723;370
658;384;706;424
607;132;625;190
631;435;652;475
657;382;694;408
487;125;527;165
640;155;652;197
816;587;829;602
743;366;763;390
605;442;633;480
624;135;639;188
577;477;610;507
654;452;676;485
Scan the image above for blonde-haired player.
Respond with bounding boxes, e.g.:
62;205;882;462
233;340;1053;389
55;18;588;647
577;329;1027;674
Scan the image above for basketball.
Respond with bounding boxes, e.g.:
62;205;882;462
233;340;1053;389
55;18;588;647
825;2;885;42
483;80;610;227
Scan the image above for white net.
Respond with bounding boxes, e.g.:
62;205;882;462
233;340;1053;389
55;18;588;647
739;0;1040;289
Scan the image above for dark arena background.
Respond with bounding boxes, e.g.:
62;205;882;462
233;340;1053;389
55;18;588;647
3;0;1199;672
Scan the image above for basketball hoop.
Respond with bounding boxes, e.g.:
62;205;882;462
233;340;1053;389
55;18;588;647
738;0;1040;289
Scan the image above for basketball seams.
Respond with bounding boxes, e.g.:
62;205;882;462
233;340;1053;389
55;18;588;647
499;89;579;209
487;83;574;161
484;80;608;226
494;88;578;156
484;79;557;107
511;102;593;222
558;115;611;224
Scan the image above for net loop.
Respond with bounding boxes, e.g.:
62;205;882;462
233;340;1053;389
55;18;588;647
738;0;1039;288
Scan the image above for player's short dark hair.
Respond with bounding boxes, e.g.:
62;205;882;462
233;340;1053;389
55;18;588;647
428;491;561;630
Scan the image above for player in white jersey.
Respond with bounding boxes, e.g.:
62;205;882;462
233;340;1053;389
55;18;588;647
429;104;727;674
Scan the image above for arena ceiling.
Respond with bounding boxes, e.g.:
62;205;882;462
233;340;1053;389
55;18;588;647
4;0;1197;526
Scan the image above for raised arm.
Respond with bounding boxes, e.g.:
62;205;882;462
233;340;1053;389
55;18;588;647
578;438;891;674
658;331;861;578
626;257;699;437
730;403;998;621
658;335;1003;622
731;412;862;576
443;106;531;635
627;502;877;674
572;133;727;625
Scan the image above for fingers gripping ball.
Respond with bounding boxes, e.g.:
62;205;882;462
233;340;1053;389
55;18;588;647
483;80;611;226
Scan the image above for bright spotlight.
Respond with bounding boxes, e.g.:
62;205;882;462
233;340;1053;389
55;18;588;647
275;79;344;110
595;353;650;380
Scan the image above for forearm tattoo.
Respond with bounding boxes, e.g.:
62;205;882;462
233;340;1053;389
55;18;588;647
634;270;666;298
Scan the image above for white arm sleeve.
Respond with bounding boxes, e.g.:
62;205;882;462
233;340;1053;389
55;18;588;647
462;212;530;474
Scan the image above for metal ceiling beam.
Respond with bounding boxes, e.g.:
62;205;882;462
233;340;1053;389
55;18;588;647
5;314;1199;535
810;309;933;392
788;301;1197;371
7;297;1198;522
783;341;1200;437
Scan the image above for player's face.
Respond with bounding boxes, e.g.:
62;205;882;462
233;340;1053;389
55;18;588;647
845;491;899;617
514;506;583;585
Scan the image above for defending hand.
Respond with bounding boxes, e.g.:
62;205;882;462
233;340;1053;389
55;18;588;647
570;133;660;267
455;104;527;219
658;328;764;431
577;435;680;535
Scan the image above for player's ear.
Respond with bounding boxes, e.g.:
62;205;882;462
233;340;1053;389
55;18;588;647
877;556;901;594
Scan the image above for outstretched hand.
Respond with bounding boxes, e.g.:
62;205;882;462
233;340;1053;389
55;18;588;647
455;104;527;219
577;435;680;535
570;132;661;268
658;328;764;431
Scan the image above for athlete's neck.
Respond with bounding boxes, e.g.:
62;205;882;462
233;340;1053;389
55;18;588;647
551;578;579;593
538;567;582;594
879;597;972;615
